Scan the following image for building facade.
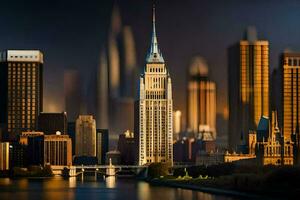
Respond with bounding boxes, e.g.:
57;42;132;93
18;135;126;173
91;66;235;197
239;29;269;145
136;6;173;165
28;133;72;166
282;52;300;141
0;50;43;140
173;110;182;141
75;115;96;157
187;57;216;139
0;142;9;170
96;129;109;165
38;112;68;135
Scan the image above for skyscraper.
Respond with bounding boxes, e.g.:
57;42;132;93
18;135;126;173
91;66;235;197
0;50;43;140
96;3;138;144
229;28;269;149
282;52;300;141
173;110;182;141
136;6;173;165
187;57;217;139
75;115;96;157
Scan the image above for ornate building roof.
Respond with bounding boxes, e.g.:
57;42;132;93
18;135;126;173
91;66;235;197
146;5;165;63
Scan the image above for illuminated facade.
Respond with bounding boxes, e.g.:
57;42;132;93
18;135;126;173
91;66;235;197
28;133;72;166
173;110;182;141
187;57;216;139
75;115;96;157
282;52;300;141
136;6;173;165
0;142;9;170
239;34;269;143
255;111;294;165
0;50;43;140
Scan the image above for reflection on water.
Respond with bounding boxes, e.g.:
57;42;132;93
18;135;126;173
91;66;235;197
105;176;116;188
0;177;240;200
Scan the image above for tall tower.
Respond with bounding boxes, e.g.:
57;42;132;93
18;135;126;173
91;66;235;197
136;5;173;165
239;28;269;145
282;52;300;140
187;57;216;139
0;50;43;140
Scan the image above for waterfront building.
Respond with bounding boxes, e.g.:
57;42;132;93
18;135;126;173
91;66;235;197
0;142;9;170
96;129;109;165
173;110;182;141
117;130;135;165
228;27;269;149
0;50;43;140
28;133;72;166
135;6;173;165
38;112;68;135
187;57;217;139
75;115;96;157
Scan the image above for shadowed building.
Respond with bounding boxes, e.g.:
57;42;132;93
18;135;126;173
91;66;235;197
0;50;43;140
135;6;173;165
38;112;68;135
117;130;135;165
96;4;138;144
75;115;96;157
96;129;109;165
187;57;216;139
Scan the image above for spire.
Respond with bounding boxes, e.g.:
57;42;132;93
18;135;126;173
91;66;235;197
146;4;164;63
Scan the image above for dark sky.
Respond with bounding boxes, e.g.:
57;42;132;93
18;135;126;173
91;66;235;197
1;0;300;127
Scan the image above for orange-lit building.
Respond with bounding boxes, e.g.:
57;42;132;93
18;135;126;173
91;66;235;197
0;50;43;140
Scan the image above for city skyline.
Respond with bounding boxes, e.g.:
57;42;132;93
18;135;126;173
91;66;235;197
1;1;300;199
2;1;300;132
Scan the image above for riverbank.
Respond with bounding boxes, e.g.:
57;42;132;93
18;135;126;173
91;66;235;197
148;176;298;200
149;178;261;199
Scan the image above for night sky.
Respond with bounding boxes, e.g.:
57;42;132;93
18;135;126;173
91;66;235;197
1;0;300;129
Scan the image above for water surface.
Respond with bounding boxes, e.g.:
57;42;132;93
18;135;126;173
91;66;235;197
0;177;239;200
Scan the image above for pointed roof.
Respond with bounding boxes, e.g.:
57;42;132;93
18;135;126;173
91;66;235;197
146;4;164;63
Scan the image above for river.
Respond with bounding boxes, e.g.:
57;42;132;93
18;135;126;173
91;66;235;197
0;177;240;200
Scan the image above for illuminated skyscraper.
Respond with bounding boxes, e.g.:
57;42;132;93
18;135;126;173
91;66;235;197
173;110;182;141
75;115;96;157
187;57;216;139
228;28;269;149
136;6;173;165
0;50;43;140
282;52;300;141
240;28;269;145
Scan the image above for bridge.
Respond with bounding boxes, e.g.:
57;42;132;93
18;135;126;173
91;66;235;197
52;161;194;177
